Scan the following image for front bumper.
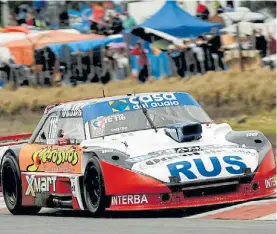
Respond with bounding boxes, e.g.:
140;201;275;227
101;149;276;211
107;176;275;211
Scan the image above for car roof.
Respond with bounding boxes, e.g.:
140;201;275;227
46;92;190;115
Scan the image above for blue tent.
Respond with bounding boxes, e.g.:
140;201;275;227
137;0;221;38
33;0;47;9
45;36;124;56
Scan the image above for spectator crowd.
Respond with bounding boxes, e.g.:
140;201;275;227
0;1;275;89
6;1;137;35
167;30;225;78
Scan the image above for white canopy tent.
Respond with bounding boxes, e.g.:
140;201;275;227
0;46;14;66
235;7;251;13
221;20;276;39
0;33;27;44
0;29;81;44
220;11;266;27
143;27;184;46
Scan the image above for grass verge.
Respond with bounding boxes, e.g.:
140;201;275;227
0;68;275;115
216;109;276;135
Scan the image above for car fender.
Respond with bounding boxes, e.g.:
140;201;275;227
81;146;131;174
80;146;170;195
0;145;24;189
225;130;272;164
0;146;9;165
0;144;25;164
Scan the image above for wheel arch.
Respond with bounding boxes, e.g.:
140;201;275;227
81;153;111;213
77;151;99;210
0;149;20;188
81;147;131;174
1;149;19;163
82;150;100;173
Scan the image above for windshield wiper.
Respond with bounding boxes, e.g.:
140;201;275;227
135;97;158;133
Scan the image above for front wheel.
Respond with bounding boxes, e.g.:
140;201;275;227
1;154;41;215
83;157;109;216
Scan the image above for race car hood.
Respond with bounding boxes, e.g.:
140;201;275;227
81;123;260;183
82;123;235;156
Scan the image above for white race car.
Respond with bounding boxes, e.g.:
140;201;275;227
0;92;276;215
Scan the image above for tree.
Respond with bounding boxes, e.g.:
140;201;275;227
241;1;276;17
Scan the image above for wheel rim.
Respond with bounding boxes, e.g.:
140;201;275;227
3;163;17;208
85;165;101;208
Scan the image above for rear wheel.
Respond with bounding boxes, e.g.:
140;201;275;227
83;157;108;216
1;154;41;215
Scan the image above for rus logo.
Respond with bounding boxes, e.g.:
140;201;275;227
167;156;247;181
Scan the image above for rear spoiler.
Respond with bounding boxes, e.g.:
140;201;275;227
0;133;32;147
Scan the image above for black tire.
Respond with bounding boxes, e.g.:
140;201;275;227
83;157;108;216
1;153;41;215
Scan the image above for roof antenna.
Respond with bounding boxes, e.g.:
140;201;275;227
102;89;105;98
133;89;136;96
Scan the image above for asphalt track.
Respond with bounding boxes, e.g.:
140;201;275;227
0;207;275;234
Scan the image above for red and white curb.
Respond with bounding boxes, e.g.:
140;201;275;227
255;213;276;220
186;197;276;220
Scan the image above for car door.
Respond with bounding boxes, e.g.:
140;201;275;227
19;112;83;174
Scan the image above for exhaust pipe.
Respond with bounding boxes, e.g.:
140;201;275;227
52;198;72;208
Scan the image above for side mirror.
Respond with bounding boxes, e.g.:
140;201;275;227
57;129;64;138
41;132;46;140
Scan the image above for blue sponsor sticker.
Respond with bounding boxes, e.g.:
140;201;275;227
92;119;105;128
109;99;130;113
83;92;201;123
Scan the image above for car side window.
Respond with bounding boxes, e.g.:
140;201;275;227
55;117;85;145
34;113;59;145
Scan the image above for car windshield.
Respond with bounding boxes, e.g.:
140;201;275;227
89;105;211;138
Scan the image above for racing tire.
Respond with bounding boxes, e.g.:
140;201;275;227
1;154;41;215
83;157;108;216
